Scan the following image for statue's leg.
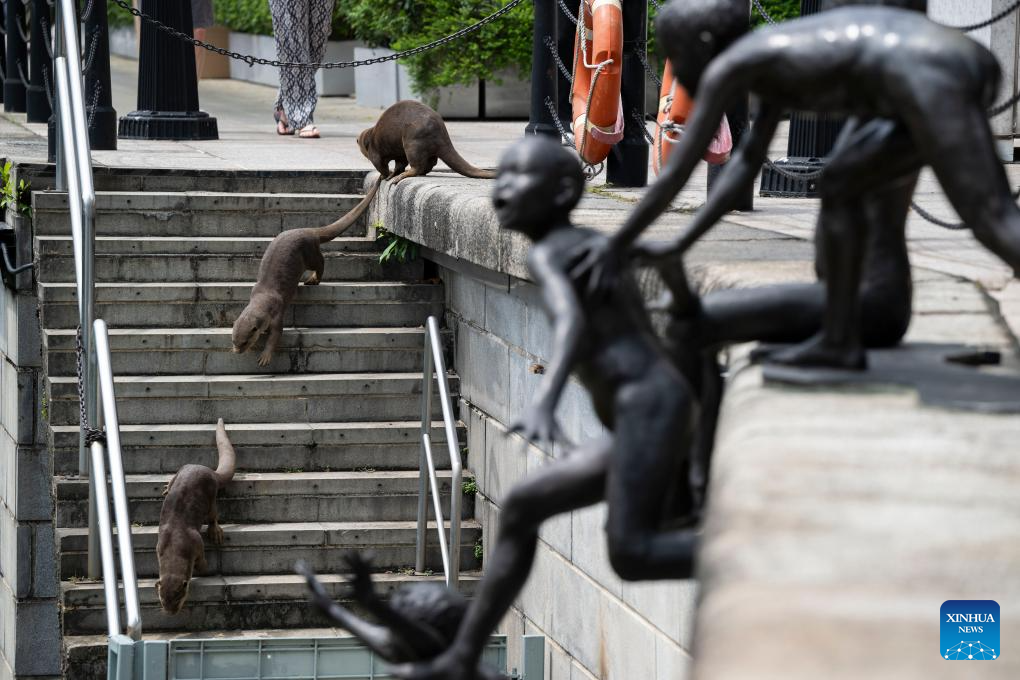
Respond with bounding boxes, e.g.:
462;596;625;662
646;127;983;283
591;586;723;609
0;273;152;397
770;119;922;368
913;102;1020;277
605;367;698;581
436;438;611;675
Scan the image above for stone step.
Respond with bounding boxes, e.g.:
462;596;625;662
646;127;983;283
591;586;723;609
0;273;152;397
37;281;443;329
49;420;462;475
22;165;369;194
58;520;483;579
55;470;475;527
33;191;371;237
46;372;458;426
43;327;445;376
60;571;482;635
34;235;421;283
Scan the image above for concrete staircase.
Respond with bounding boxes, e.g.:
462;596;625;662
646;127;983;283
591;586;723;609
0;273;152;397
32;170;479;678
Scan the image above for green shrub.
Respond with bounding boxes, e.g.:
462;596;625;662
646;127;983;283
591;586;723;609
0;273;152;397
108;0;134;29
337;0;533;95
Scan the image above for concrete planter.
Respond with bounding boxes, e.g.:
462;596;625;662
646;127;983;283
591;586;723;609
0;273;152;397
354;46;527;118
228;32;362;96
109;25;137;59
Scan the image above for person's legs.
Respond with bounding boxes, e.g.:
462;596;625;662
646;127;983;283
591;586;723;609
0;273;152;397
293;0;334;136
605;368;699;581
269;0;312;131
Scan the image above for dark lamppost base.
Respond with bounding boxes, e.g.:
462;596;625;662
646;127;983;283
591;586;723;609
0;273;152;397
118;110;219;140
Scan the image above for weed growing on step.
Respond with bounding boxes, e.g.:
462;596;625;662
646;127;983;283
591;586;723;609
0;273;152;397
282;467;304;474
474;538;483;561
1;161;31;218
462;479;477;497
375;226;420;265
40;392;47;421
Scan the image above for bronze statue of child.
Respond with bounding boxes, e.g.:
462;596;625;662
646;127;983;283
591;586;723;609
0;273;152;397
389;136;701;680
575;0;1020;370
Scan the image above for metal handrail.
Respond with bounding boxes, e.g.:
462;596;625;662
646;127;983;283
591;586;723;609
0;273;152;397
53;0;142;640
94;320;142;639
416;316;463;590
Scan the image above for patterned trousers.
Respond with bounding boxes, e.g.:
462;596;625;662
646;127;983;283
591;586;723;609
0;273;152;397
269;0;334;130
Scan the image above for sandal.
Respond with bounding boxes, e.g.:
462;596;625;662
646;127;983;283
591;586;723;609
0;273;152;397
297;124;320;139
274;108;294;136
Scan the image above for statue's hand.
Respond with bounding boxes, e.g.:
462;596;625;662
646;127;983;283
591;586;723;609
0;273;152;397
509;404;568;451
296;560;334;613
569;236;622;297
342;551;376;600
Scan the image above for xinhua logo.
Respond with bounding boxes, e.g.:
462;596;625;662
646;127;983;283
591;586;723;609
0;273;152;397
941;600;1000;660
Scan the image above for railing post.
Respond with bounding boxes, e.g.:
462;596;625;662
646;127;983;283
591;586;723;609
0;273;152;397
4;0;26;111
606;0;649;187
81;0;117;149
118;0;217;140
526;0;560;137
26;0;51;121
416;329;434;574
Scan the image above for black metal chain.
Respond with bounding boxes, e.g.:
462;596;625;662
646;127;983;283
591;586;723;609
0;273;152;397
75;327;106;447
752;0;777;25
544;95;573;145
42;63;54;108
949;0;1020;31
40;15;54;59
86;81;101;130
109;0;527;70
631;108;655;145
763;158;827;181
557;0;579;26
15;59;29;88
81;28;102;75
544;35;574;82
635;41;662;89
910;186;1020;230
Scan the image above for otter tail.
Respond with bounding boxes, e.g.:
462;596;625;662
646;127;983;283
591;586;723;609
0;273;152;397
314;176;382;244
213;418;237;489
439;144;496;179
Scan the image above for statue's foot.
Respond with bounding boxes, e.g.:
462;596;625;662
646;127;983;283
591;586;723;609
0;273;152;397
767;336;867;371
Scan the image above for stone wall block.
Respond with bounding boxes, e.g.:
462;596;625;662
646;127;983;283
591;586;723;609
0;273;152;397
15;446;52;522
11;600;60;676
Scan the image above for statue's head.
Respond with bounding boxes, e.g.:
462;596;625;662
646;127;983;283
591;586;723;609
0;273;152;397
655;0;749;95
492;137;584;239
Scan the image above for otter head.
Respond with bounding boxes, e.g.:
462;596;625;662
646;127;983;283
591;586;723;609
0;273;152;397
231;302;271;354
357;128;374;158
157;571;190;614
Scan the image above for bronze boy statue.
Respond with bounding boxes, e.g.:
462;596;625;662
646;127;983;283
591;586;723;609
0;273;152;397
390;136;702;680
576;0;1020;369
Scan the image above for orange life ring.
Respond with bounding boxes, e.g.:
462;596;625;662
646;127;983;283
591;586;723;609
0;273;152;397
571;0;624;165
653;59;733;176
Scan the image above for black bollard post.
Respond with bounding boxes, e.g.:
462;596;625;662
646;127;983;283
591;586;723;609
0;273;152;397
606;0;648;187
26;0;51;123
758;0;845;198
4;0;26;112
707;1;753;210
0;0;6;105
526;0;560;137
119;0;217;140
81;0;117;149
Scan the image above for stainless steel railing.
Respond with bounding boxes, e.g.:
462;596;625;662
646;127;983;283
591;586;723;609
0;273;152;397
53;0;142;640
416;316;463;591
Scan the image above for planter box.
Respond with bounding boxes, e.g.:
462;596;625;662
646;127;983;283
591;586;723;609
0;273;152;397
228;32;361;96
110;24;231;79
354;47;527;119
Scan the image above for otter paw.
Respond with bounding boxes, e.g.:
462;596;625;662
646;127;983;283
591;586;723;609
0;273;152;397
257;350;273;367
304;272;320;286
208;524;225;545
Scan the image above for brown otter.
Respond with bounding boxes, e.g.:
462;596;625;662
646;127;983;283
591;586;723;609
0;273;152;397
232;177;381;366
156;418;236;614
357;100;496;184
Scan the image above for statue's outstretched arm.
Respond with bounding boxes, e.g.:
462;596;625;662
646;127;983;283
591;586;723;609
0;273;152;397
510;244;586;449
670;103;782;256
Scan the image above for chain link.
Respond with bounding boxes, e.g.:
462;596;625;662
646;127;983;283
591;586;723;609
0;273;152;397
80;0;95;24
42;63;54;109
752;0;777;25
109;0;526;70
544;35;574;82
86;81;101;130
544;96;573;145
40;15;54;59
949;0;1020;32
81;28;101;75
631;108;655;145
762;158;827;181
557;0;579;26
15;58;29;88
75;327;106;447
634;41;662;89
910;187;1020;230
